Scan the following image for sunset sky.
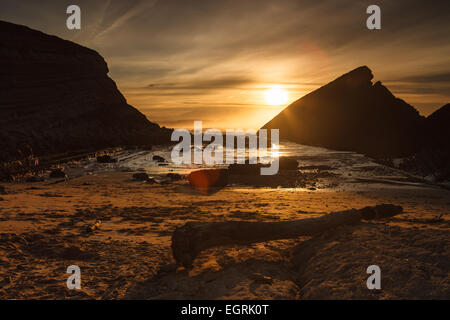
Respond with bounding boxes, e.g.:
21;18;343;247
1;0;449;129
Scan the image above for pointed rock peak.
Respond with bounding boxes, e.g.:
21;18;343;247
342;66;372;79
329;66;374;88
347;65;373;77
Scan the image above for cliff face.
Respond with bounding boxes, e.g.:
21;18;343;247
0;20;171;164
387;104;450;182
427;103;450;147
262;66;426;158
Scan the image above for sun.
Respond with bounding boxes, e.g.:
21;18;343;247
264;86;289;105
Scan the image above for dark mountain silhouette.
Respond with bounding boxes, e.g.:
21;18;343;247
0;20;172;166
390;103;450;182
427;103;450;147
415;103;450;181
261;66;426;158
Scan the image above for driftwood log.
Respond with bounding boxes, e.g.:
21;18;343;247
171;204;403;267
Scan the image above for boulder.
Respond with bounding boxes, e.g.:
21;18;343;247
166;173;183;181
97;155;117;163
49;169;67;179
228;163;266;175
132;172;150;181
153;155;166;162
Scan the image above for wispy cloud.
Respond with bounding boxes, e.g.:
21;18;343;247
146;76;255;91
93;0;158;40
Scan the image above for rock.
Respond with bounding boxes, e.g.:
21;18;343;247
49;169;67;179
262;66;425;158
187;169;228;193
132;172;159;184
166;173;183;181
97;155;117;163
132;172;149;181
0;20;172;167
380;103;450;181
228;163;266;175
228;170;306;188
153;155;166;162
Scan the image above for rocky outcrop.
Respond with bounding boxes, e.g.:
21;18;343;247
262;66;425;158
396;103;450;182
0;21;172;168
427;103;450;148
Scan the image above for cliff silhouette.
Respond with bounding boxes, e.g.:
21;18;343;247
0;20;172;166
262;66;427;158
262;66;449;180
427;103;450;148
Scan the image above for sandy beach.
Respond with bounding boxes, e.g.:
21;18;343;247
0;147;448;300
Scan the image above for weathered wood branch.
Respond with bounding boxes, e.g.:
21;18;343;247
171;204;403;267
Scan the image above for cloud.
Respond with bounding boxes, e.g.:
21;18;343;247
1;0;449;127
395;72;450;84
146;76;255;91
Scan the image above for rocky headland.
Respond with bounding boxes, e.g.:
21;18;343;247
0;21;172;180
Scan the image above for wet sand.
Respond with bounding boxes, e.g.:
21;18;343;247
0;164;449;299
